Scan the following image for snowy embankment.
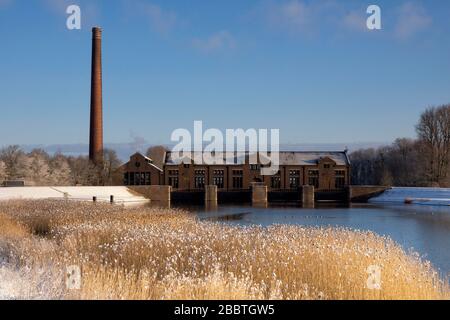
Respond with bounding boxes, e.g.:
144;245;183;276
0;186;148;204
369;187;450;206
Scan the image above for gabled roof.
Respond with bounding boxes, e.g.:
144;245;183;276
278;152;350;166
164;151;350;166
129;152;164;172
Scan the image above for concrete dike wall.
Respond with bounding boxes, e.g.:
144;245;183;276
349;186;390;202
128;186;171;203
0;186;149;204
134;185;342;206
0;185;391;206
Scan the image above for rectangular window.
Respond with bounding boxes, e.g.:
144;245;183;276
213;177;224;188
169;177;179;189
289;170;301;189
308;170;319;188
130;172;135;185
168;170;179;189
335;170;346;189
135;173;141;186
335;177;346;189
271;176;281;189
232;177;243;189
213;170;225;189
145;173;151;185
232;170;243;189
250;164;260;171
289;177;300;189
194;170;206;189
194;177;205;189
124;173;129;186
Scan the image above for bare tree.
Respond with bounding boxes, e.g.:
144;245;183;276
350;149;381;186
0;145;127;187
67;156;96;186
385;138;423;186
0;160;6;182
0;145;29;179
50;154;73;186
379;168;393;186
101;149;122;186
416;104;450;186
350;105;449;188
351;140;424;187
27;150;50;185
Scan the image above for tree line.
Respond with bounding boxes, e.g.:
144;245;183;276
1;105;448;188
0;145;169;187
0;147;122;186
350;104;450;187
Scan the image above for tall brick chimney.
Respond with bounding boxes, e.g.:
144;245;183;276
89;27;103;163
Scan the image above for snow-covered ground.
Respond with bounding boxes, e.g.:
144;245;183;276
0;186;148;204
369;187;450;206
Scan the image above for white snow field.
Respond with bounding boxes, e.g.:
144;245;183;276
369;187;450;206
0;186;148;204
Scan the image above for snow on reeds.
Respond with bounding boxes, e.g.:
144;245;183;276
0;200;448;300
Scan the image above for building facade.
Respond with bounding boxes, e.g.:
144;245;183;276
120;153;163;186
121;151;351;191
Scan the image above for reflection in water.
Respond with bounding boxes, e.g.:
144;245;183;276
205;202;218;212
175;203;450;275
203;212;252;222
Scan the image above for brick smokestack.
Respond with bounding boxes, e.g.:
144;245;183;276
89;27;103;163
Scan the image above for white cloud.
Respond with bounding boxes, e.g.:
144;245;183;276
261;0;346;36
266;0;312;33
192;30;236;53
140;2;177;35
341;10;367;32
394;2;432;39
44;0;72;13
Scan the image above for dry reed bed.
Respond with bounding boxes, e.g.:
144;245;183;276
0;200;448;300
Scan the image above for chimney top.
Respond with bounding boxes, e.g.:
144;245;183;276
92;27;102;38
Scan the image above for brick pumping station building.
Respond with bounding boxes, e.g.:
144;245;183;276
120;151;351;192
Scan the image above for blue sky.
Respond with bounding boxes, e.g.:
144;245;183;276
1;0;450;146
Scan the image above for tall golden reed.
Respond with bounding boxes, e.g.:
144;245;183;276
0;200;448;300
